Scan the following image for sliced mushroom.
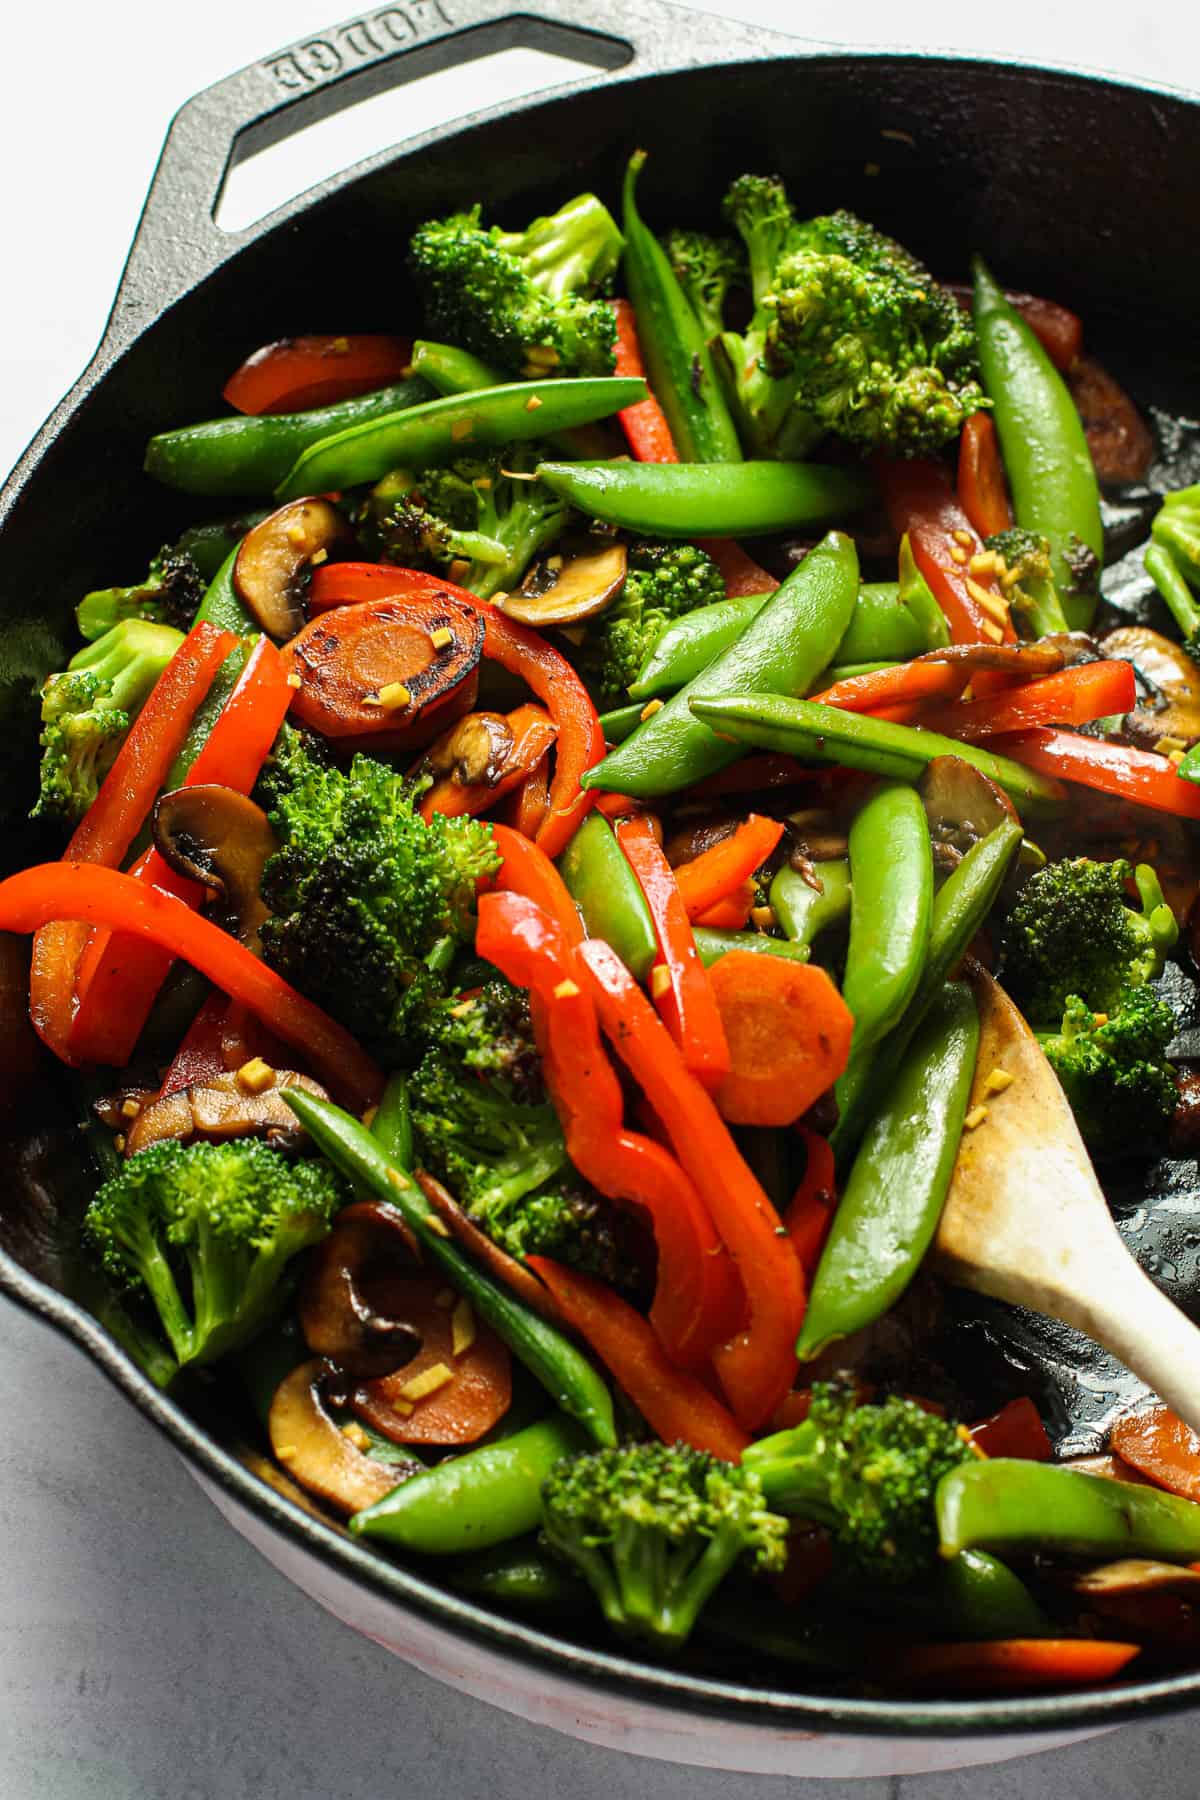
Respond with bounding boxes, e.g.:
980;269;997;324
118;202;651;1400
1061;1454;1156;1486
1072;1559;1200;1596
919;755;1019;857
1067;355;1155;486
153;785;278;948
420;711;514;789
124;1068;327;1155
914;641;1069;677
234;497;353;638
267;1359;420;1515
414;1170;561;1321
299;1201;423;1379
500;540;627;628
1100;625;1200;751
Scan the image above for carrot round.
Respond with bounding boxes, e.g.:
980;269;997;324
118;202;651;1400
707;952;854;1128
283;595;483;741
351;1273;512;1446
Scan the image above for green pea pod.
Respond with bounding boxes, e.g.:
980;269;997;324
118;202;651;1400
277;377;647;502
174;512;269;582
938;1459;1200;1563
585;530;859;799
164;550;258;790
855;1551;1050;1641
699;1591;859;1673
630;593;770;700
819;662;897;685
350;1415;585;1553
284;1086;617;1448
597;702;646;745
840;783;933;1047
973;258;1103;630
144;377;434;497
829;819;1022;1166
449;1537;589;1611
770;860;851;951
834;582;925;665
693;927;812;967
898;532;952;652
535;459;873;540
622;150;742;463
410;339;614;460
797;979;979;1359
557;813;656;979
687;693;1066;817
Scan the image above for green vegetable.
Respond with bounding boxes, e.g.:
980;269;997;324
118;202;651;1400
448;1537;589;1611
984;528;1069;639
76;543;206;641
973;257;1102;628
408;339;613;459
1000;855;1178;1023
277;377;645;503
798;981;979;1359
1146;538;1200;674
856;1550;1051;1641
622;151;742;463
1151;483;1200;589
144;377;434;496
1036;985;1177;1158
558;812;656;979
597;702;645;745
359;442;568;600
896;531;952;651
256;727;500;1062
84;1139;345;1374
574;539;725;707
664;227;745;344
744;1381;973;1586
712;178;985;459
32;620;185;822
687;692;1066;816
693;926;813;967
540;1440;787;1651
938;1458;1200;1563
408;194;624;377
351;1415;587;1554
286;1086;617;1448
770;859;852;953
163;549;258;790
534;458;873;539
584;529;859;799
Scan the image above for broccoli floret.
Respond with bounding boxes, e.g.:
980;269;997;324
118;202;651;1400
742;1381;973;1586
714;178;985;458
1000;856;1179;1025
410;980;639;1287
360;444;569;599
984;528;1069;639
540;1440;788;1651
665;228;745;343
1037;986;1177;1158
32;620;185;823
1152;483;1200;589
575;540;726;707
258;729;500;1063
76;544;206;641
84;1138;345;1372
409;195;623;378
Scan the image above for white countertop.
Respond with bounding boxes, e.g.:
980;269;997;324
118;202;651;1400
3;3;1199;1794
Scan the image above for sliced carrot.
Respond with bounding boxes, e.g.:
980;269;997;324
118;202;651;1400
707;952;854;1128
893;1639;1140;1694
1110;1404;1200;1502
282;594;483;742
968;1395;1052;1462
351;1272;511;1446
674;814;784;921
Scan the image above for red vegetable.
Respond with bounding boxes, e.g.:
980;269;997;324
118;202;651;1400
158;994;288;1099
893;1638;1140;1693
488;822;584;947
223;334;413;415
957;412;1013;540
918;661;1136;741
673;814;784;921
418;704;557;822
809;659;971;717
944;282;1083;372
610;298;679;463
504;756;551;840
695;537;779;598
991;727;1200;820
351;1272;512;1446
968;1396;1052;1462
877;457;1017;652
694;882;756;931
1109;1404;1200;1502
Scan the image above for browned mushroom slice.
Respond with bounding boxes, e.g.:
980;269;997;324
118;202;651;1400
1072;1560;1200;1596
420;711;514;789
414;1170;562;1322
234;497;353;638
153;785;278;949
913;641;1068;677
1101;625;1200;751
1061;1454;1156;1486
500;540;627;628
919;755;1019;857
123;1069;327;1155
268;1360;420;1515
299;1201;424;1379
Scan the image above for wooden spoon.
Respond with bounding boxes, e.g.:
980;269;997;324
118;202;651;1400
933;962;1200;1432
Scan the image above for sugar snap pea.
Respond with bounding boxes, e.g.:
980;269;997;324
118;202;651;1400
164;548;258;790
938;1459;1200;1564
770;860;852;952
534;459;873;539
797;979;979;1359
597;702;647;745
448;1537;589;1610
276;377;647;501
144;377;434;496
692;926;812;967
410;339;613;459
557;813;656;979
585;530;859;799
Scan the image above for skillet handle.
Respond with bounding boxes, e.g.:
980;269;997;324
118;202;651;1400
104;0;792;352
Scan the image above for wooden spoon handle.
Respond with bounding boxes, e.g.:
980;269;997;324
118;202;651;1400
1065;1244;1200;1436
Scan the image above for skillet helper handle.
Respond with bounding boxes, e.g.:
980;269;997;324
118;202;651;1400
104;0;791;350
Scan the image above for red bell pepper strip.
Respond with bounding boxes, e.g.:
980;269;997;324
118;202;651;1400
673;814;784;921
503;754;551;841
918;660;1136;741
957;413;1013;540
576;937;805;1430
528;1258;751;1462
877;457;1017;650
615;815;730;1090
223;334;413;414
309;564;604;861
1109;1404;1200;1502
157;995;289;1098
5;865;383;1109
418;705;557;823
694;882;756;931
784;1128;837;1280
610;298;679;463
68;634;293;1067
488;822;584;947
944;282;1083;372
991;727;1200;820
892;1638;1140;1693
809;659;971;716
968;1396;1052;1462
28;621;238;1060
476;890;739;1364
593;791;648;821
688;755;847;803
696;537;779;598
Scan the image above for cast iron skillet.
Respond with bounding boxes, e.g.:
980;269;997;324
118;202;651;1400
4;0;1200;1740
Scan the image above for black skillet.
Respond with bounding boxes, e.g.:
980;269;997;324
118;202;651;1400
3;0;1200;1746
